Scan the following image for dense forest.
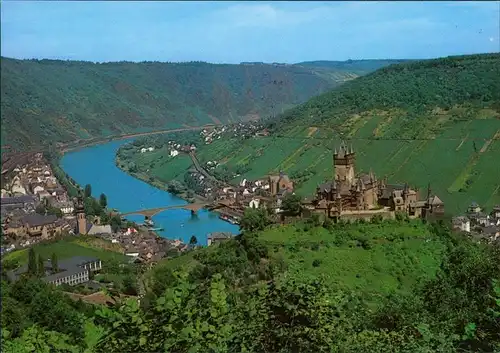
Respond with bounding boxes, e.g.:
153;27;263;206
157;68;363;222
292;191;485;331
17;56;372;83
2;216;500;352
270;53;500;136
0;57;399;149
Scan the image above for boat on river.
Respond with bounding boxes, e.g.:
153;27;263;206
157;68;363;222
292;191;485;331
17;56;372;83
219;214;240;225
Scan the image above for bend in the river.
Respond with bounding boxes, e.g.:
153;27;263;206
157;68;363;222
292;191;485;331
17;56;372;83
60;140;239;245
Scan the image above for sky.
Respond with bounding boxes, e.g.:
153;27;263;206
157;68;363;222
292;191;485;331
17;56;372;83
1;1;499;64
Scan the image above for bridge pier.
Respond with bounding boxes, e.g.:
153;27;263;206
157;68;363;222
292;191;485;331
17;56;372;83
191;210;197;215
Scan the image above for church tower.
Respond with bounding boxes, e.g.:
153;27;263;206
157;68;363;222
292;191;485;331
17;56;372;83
333;143;356;185
74;195;87;235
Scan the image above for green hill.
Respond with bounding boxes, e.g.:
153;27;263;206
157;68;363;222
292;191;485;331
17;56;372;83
0;57;397;149
4;220;499;352
139;53;500;214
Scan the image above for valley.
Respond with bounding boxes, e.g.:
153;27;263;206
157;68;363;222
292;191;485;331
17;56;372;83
0;58;404;150
126;54;500;214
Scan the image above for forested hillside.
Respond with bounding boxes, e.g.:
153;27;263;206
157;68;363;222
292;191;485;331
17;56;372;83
2;219;500;352
296;58;412;75
147;53;499;214
0;57;395;149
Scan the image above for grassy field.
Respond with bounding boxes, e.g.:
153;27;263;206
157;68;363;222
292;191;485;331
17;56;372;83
262;222;446;298
2;236;127;265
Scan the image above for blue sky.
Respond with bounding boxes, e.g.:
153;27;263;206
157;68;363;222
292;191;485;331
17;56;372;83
1;1;499;63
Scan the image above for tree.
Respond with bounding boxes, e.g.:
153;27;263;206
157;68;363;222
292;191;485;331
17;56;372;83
240;208;272;233
51;253;58;274
167;180;186;195
47;206;63;218
37;255;45;277
28;248;37;276
99;193;107;209
36;204;47;215
189;235;198;246
84;184;92;198
109;215;122;233
281;194;303;216
128;162;138;173
122;276;138;296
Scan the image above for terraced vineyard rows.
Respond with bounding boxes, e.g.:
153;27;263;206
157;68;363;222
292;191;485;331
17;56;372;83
129;54;500;215
193;116;500;214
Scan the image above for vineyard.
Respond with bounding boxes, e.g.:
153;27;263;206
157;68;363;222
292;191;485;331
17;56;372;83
120;54;500;214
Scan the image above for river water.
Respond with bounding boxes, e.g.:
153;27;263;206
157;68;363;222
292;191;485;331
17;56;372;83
60;140;239;245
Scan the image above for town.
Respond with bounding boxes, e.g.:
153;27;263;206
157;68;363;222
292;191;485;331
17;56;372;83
1;151;189;262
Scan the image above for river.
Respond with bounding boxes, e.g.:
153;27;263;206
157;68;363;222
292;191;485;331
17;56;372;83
60;140;239;245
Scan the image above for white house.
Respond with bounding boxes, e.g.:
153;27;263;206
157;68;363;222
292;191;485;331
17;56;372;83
38;190;51;201
492;206;500;220
242;189;250;196
249;198;260;209
1;189;9;198
240;179;247;187
170;150;179;157
452;216;470;233
140;148;147;153
87;224;113;235
33;185;45;194
11;177;27;195
56;201;74;215
147;147;155;152
125;252;140;257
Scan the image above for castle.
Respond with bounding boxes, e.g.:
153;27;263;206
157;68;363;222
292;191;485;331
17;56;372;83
310;143;444;220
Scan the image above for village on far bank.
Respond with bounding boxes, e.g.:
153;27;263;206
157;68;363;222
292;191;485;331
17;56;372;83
1;121;499;297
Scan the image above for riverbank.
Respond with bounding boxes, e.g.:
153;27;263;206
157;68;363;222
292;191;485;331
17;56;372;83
60;140;239;244
115;153;208;205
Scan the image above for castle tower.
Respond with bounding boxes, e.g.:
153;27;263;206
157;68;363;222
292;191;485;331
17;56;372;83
333;142;356;184
74;195;87;235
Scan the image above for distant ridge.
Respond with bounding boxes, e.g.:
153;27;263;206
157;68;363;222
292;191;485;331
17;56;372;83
0;57;402;149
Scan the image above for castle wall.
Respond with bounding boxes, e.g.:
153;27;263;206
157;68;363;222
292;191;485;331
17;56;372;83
340;210;394;222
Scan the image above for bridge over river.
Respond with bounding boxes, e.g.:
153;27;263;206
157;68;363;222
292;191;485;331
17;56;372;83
120;201;234;221
120;203;212;218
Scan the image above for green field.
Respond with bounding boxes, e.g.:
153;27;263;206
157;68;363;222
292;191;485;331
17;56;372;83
2;237;127;265
132;54;500;215
262;222;445;298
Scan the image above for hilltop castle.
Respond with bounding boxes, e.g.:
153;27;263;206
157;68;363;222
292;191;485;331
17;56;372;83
310;143;444;220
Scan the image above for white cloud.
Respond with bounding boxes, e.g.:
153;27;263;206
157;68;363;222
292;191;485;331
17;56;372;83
209;4;339;28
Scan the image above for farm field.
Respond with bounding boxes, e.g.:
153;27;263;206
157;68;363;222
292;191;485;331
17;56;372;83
2;237;127;265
